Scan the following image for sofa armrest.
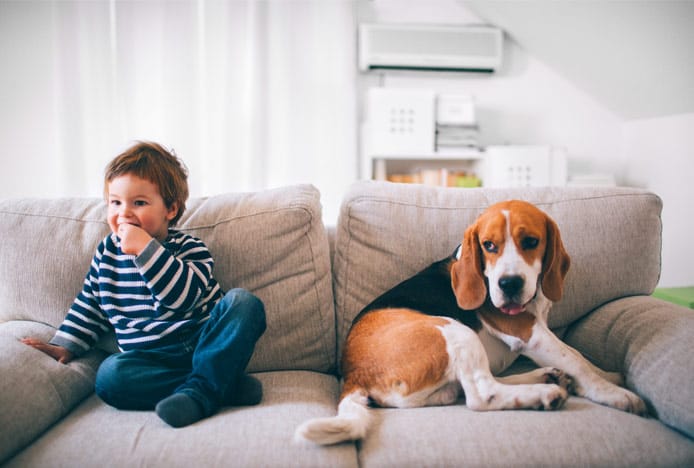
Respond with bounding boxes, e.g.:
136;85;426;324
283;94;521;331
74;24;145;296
0;320;107;463
563;296;694;438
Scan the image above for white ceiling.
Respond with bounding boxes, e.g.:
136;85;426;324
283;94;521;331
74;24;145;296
464;0;694;120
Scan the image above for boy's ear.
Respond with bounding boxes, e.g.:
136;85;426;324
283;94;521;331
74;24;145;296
166;202;179;221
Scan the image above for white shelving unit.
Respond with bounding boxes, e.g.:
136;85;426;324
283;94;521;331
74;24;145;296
360;89;567;188
361;88;486;186
362;149;486;184
363;145;569;188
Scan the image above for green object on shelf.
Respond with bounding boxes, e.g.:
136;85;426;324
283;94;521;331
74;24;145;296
455;175;482;188
652;286;694;309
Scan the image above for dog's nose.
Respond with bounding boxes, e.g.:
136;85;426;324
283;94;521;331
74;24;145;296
499;275;524;297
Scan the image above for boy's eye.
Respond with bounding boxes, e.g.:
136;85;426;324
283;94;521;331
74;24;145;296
134;200;148;206
110;200;121;206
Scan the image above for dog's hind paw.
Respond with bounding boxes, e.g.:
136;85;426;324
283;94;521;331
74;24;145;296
609;388;648;416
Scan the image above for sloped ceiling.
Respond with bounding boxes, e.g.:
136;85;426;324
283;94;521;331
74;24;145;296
464;0;694;120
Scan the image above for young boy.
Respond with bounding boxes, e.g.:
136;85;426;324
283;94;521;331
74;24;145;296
22;141;266;428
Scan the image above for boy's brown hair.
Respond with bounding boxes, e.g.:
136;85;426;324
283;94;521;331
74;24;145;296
104;141;189;226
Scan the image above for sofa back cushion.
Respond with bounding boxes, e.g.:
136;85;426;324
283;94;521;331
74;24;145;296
0;185;335;373
333;181;662;360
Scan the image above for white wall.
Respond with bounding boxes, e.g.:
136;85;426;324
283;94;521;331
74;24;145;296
623;113;694;287
464;0;694;120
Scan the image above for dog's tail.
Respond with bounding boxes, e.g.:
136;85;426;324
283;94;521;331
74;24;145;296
294;389;371;445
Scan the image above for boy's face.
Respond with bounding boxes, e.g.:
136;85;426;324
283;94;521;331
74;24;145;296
107;173;178;242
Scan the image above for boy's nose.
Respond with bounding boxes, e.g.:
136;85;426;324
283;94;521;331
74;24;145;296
118;205;135;219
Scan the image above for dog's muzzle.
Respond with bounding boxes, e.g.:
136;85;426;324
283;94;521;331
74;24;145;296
497;275;528;315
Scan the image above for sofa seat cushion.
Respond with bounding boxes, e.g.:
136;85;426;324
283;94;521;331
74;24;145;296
5;371;357;468
0;320;108;463
334;181;662;358
0;185;335;373
356;398;693;467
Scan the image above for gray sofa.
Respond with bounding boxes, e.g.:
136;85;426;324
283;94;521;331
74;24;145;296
1;181;692;467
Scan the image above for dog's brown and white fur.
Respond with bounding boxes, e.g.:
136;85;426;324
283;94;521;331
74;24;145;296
296;200;646;445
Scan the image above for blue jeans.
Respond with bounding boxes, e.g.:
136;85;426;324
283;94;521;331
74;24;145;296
95;288;266;417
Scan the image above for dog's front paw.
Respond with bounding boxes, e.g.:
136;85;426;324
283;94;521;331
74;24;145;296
542;368;576;394
539;385;569;411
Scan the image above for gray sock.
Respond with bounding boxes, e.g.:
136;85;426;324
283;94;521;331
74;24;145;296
228;374;263;406
156;393;204;428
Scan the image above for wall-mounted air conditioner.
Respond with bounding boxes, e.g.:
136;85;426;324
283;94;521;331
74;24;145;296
358;23;503;73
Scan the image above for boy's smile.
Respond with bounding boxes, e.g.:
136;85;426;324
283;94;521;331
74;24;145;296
107;173;178;243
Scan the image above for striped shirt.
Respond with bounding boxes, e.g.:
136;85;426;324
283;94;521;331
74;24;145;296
50;230;223;356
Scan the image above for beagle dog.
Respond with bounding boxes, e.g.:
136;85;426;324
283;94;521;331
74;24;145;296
296;200;646;445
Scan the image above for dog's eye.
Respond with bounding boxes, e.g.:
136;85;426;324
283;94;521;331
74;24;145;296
482;241;498;253
521;237;539;250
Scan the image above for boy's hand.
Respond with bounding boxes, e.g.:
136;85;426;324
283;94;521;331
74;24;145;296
118;223;152;255
21;338;74;364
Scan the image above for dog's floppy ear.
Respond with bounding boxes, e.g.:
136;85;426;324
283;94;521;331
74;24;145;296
451;223;487;310
541;216;571;302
